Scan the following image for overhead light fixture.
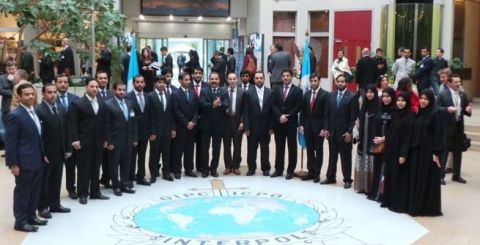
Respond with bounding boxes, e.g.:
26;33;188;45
169;14;174;20
198;16;203;21
139;14;145;20
226;16;232;22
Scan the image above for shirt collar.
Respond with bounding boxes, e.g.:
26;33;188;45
58;92;67;97
115;96;125;104
283;82;292;89
311;87;320;94
256;85;264;92
43;100;56;109
338;88;347;94
20;103;34;112
228;86;236;92
134;89;143;95
86;93;97;102
155;88;163;95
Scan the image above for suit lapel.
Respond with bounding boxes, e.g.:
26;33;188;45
82;96;95;115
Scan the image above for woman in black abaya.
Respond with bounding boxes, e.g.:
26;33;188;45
381;92;415;213
408;89;443;216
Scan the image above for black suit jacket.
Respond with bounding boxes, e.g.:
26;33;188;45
198;87;230;132
173;87;199;134
211;57;227;83
300;88;329;133
189;80;209;94
327;90;358;136
146;90;176;137
35;101;67;163
68;96;107;148
227;56;236;75
40;55;55;84
126;91;149;140
238;83;254;91
243;87;274;135
437;88;471;136
96;89;114;103
96;50;112;74
0;74;14;114
104;98;137;146
162;53;173;70
272;84;303;129
226;87;246;122
355;56;377;89
56;92;79;112
413;56;434;86
58;46;75;75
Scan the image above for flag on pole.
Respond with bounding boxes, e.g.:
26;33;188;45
300;39;311;93
126;34;139;92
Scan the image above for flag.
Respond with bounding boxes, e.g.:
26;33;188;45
298;39;311;149
126;34;139;92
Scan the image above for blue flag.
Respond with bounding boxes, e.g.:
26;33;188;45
127;34;139;92
298;39;311;149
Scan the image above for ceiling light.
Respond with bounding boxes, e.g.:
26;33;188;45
226;16;232;22
139;14;145;20
169;14;174;20
198;16;203;21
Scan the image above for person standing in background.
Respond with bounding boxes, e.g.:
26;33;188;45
227;48;236;76
38;51;54;85
430;48;449;95
374;48;388;80
57;38;75;76
411;47;434;93
96;44;112;82
19;46;34;81
270;44;291;91
355;48;377;95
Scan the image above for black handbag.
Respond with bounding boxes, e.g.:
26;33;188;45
462;133;471;152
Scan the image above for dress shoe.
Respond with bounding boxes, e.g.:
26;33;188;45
452;176;467;184
113;188;123;196
79;196;88;205
174;173;181;179
68;191;78;200
162;174;174;182
262;170;270;176
344;182;352;189
14;223;38;232
38;209;52;219
211;171;219;177
301;175;314;181
246;170;255;176
440;179;446;185
270;171;283;178
90;193;110;200
185;171;197;178
445;168;452;174
223;169;231;175
150;177;157;183
121;187;136;194
233;169;241;175
202;171;209;178
320;179;336;185
28;217;48;226
313;177;320;183
136;178;151;186
285;173;294;180
49;205;70;213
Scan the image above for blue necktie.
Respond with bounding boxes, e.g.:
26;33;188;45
120;101;128;120
60;95;67;110
336;92;343;108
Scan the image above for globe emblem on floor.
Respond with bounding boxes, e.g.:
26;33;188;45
133;196;320;239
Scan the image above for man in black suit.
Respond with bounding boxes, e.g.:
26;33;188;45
322;75;358;189
223;73;245;175
121;46;131;83
39;52;54;85
172;72;199;178
69;78;109;204
211;51;228;87
227;48;236;75
0;61;17;122
437;74;472;184
198;72;230;178
271;69;302;180
190;67;209;173
96;44;112;82
299;73;329;183
126;75;150;186
412;47;434;92
19;46;34;81
239;70;254;91
55;74;80;199
6;83;47;232
355;48;377;94
146;76;176;182
36;84;71;219
162;67;179;96
105;83;138;196
160;46;173;71
57;38;75;76
95;71;114;188
244;71;274;176
374;48;388;80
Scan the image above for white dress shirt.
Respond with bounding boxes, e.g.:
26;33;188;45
256;85;265;110
228;87;237;114
86;94;99;114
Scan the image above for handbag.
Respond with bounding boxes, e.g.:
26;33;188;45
462;133;471;152
371;142;385;154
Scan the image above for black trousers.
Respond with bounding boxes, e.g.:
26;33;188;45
440;135;449;179
195;128;203;172
247;133;271;171
223;116;243;169
130;138;148;180
39;160;63;210
274;125;297;174
326;133;353;183
76;146;103;197
14;167;43;226
100;149;110;183
149;135;172;177
109;142;132;189
304;128;325;176
201;130;223;172
64;154;76;193
448;122;464;179
172;129;196;174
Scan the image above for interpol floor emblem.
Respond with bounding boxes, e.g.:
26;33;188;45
24;177;427;245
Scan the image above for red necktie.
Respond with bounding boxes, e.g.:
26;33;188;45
310;91;316;113
195;84;200;97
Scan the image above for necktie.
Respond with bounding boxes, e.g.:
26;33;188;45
310;91;316;113
120;100;128;120
258;89;263;110
244;84;248;90
52;105;58;115
29;109;42;135
138;92;145;112
337;92;343;108
195;84;200;97
185;89;190;102
229;89;234;114
452;92;461;121
166;85;171;96
60;95;67;109
283;85;289;101
101;90;106;98
159;92;165;112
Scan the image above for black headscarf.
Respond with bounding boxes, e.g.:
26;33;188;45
412;89;437;147
418;89;436;116
395;91;412;119
361;84;380;115
380;87;396;114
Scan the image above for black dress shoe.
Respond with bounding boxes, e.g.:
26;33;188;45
452;177;467;184
211;171;219;177
136;178;151;186
344;182;352;189
320;179;336;185
14;223;38;232
301;175;314;181
440;178;446;185
68;192;78;200
174;173;181;179
313;177;320;183
150;177;157;183
79;196;88;205
246;170;255;176
262;170;270;176
202;171;209;178
285;173;294;180
38;209;52;219
90;193;110;200
163;174;174;181
28;217;48;226
113;188;123;196
270;171;283;178
49;205;70;213
121;187;136;194
185;171;197;178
